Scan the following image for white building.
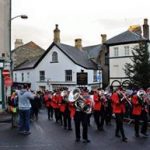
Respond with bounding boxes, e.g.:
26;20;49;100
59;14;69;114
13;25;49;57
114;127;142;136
13;25;102;91
106;19;150;87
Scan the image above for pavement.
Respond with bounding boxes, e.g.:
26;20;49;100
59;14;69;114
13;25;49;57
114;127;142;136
0;110;12;123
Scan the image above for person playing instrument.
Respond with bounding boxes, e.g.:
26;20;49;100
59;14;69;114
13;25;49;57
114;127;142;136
72;88;91;143
132;89;149;137
60;90;72;130
111;87;128;142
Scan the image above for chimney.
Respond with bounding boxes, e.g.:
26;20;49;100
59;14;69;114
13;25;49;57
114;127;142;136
15;39;23;48
101;34;107;44
75;38;82;49
143;18;149;39
53;24;60;43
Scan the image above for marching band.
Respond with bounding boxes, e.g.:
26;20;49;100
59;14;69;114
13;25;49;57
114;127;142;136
10;86;150;143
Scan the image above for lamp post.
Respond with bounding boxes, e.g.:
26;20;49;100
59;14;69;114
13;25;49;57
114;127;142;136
9;14;28;81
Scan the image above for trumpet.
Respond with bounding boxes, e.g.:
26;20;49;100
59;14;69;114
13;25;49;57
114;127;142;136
118;91;132;106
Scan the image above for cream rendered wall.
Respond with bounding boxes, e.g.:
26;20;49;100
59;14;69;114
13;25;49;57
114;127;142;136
109;43;139;85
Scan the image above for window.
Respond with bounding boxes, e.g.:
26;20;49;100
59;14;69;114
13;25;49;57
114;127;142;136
15;73;17;82
27;72;30;81
124;46;129;56
65;70;72;81
93;70;97;82
114;47;119;57
52;51;58;62
21;73;24;82
39;71;45;81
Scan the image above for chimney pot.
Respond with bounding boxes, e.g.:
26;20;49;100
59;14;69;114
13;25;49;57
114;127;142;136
15;39;23;48
75;38;82;49
143;18;149;39
101;34;107;44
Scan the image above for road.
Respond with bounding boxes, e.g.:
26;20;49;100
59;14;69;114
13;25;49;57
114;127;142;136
0;109;150;150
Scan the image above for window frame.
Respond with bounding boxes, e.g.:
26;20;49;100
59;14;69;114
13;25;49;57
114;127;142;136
65;70;72;82
52;51;58;63
39;70;45;81
114;47;119;57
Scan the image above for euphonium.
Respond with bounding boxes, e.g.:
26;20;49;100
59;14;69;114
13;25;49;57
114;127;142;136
68;88;92;114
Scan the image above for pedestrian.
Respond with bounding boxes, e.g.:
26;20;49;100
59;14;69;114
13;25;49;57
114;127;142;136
8;91;18;128
17;84;35;135
30;91;41;121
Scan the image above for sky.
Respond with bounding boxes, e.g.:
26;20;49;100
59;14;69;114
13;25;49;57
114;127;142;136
12;0;150;49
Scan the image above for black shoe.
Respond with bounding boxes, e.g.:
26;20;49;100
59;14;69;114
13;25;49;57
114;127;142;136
24;131;31;135
122;137;128;142
83;139;91;143
98;127;104;131
68;128;72;131
75;139;80;142
135;133;140;137
141;132;149;137
115;134;121;138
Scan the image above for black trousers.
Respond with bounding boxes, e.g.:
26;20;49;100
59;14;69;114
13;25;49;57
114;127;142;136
115;113;126;139
47;106;53;119
63;109;72;129
74;111;89;140
133;111;148;135
93;111;101;129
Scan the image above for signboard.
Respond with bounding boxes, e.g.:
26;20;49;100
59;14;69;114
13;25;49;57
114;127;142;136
2;69;10;76
77;72;87;85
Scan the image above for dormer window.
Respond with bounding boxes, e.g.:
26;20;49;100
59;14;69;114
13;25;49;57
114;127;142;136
52;51;58;63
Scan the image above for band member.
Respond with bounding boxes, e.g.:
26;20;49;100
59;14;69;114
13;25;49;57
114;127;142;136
52;90;63;124
111;88;128;142
44;91;53;120
93;90;102;130
60;90;72;130
71;88;91;143
132;89;149;137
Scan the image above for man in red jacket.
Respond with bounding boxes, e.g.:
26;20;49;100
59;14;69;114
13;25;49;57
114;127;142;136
111;88;127;142
132;89;149;137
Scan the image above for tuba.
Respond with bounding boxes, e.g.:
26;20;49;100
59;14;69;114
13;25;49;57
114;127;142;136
68;88;92;114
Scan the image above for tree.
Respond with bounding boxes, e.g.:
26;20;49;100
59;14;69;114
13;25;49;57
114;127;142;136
124;42;150;89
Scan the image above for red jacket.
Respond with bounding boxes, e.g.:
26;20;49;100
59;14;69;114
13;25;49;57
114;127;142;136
52;94;62;109
132;95;142;115
111;92;126;114
93;93;101;111
44;94;51;107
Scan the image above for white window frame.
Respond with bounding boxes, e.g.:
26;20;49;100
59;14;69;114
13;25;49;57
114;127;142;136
114;47;119;57
124;46;129;56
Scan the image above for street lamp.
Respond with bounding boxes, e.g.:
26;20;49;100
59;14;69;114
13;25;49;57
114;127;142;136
11;15;28;20
9;15;28;81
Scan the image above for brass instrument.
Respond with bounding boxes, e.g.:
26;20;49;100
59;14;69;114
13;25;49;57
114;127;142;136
68;88;92;114
118;90;132;106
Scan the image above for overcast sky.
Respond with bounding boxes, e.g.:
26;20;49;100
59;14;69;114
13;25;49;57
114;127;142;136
12;0;150;49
